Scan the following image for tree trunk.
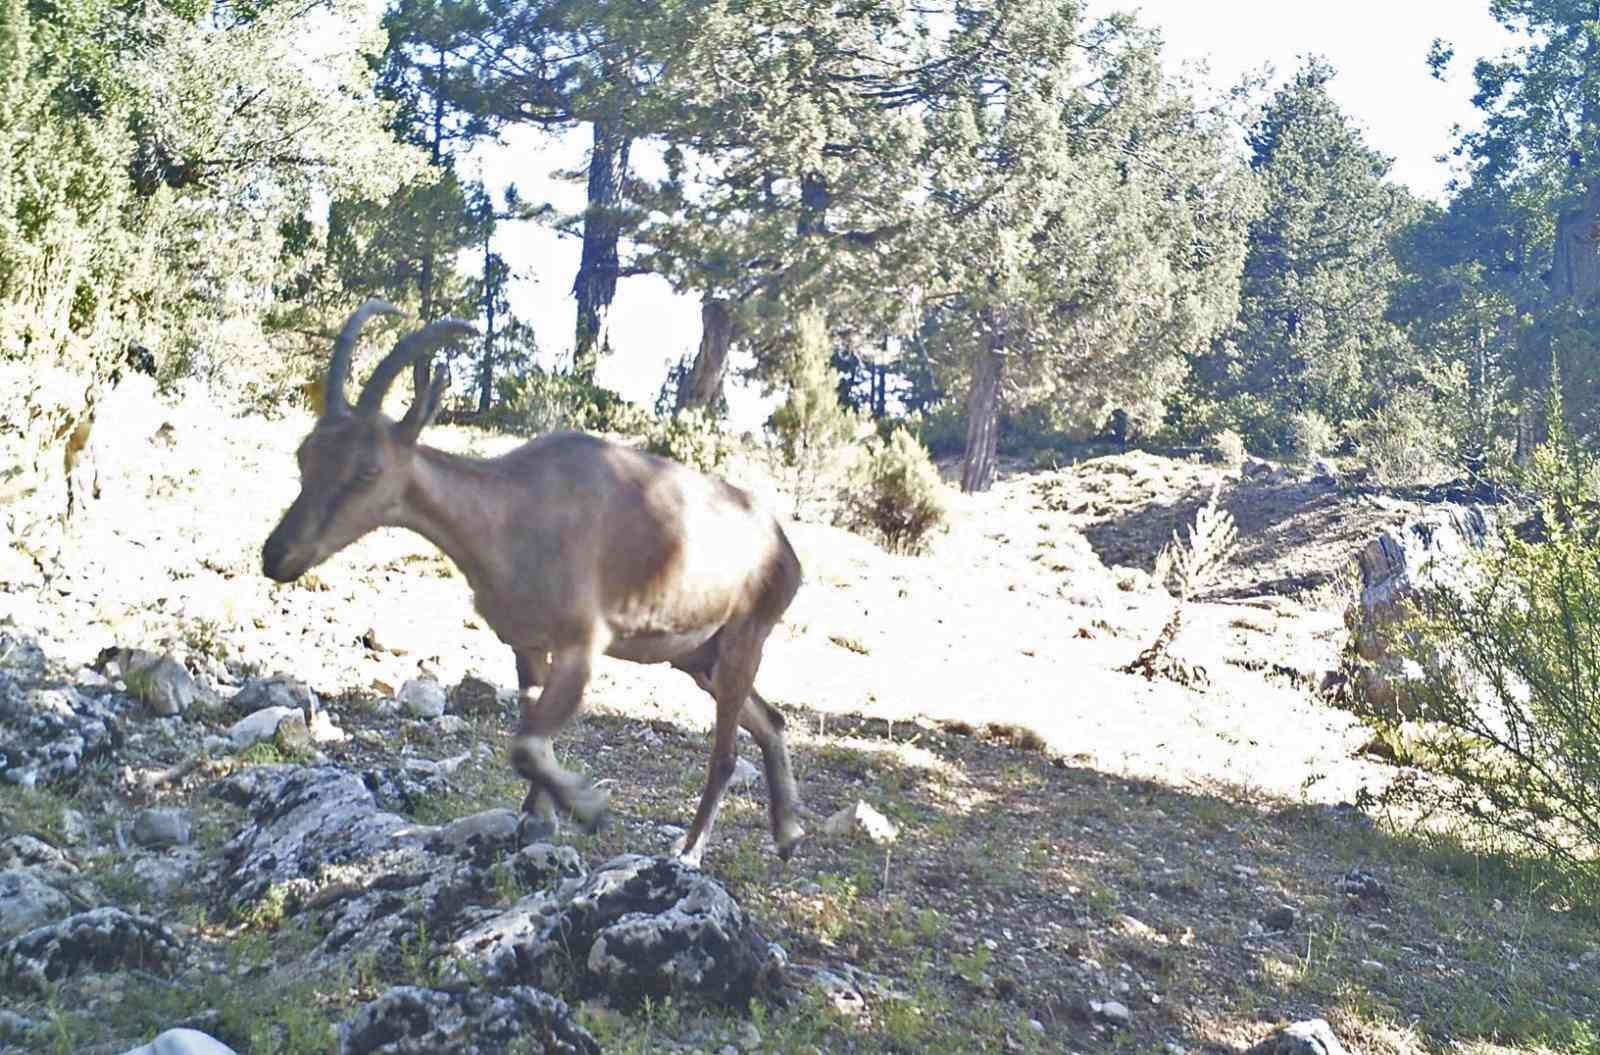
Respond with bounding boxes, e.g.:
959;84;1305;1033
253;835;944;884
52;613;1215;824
572;118;631;382
960;339;1005;493
478;265;498;414
675;298;735;412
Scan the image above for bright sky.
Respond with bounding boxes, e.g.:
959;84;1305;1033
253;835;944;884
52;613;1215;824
459;1;1515;426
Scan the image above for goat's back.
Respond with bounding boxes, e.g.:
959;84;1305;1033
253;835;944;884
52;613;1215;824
496;431;800;632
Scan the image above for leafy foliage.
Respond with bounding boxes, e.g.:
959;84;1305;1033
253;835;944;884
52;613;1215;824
836;428;948;555
766;308;861;515
493;368;626;435
1191;58;1419;456
644;407;730;474
1355;427;1600;899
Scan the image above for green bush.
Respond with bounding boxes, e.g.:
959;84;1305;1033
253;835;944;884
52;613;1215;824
1287;410;1336;462
836;428;948;555
493;369;629;435
1353;431;1600;899
900;401;967;459
1347;389;1457;485
1210;428;1247;466
644;407;730;474
766;307;860;513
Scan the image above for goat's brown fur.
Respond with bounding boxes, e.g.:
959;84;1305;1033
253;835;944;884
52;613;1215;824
262;301;806;865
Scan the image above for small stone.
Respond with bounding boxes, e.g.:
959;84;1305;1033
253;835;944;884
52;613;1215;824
738;1020;762;1050
121;1025;238;1054
729;756;761;789
1090;1000;1131;1027
228;676;316;719
821;800;899;845
228;706;301;748
132;808;193;849
307;707;347;745
449;675;503;717
399;679;447;720
434;715;470;736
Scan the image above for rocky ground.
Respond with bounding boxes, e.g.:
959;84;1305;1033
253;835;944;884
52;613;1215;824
1;379;1596;1054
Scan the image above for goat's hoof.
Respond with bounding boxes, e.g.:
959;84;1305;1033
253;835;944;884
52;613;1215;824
517;812;559;846
671;835;705;869
568;786;609;834
775;822;806;862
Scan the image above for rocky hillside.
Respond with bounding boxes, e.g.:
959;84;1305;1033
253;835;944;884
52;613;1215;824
1;378;1596;1054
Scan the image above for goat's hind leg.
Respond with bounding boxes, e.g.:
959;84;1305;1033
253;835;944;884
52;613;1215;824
743;689;805;860
509;643;608;833
512;648;560;842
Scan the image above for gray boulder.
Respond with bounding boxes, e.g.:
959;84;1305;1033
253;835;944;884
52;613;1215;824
0;834;75;873
450;854;781;1009
228;675;317;719
133;807;194;848
0;870;70;941
1346;505;1491;717
0;675;128;787
1246;1020;1350;1055
399;679;447;720
338;985;597;1055
227;706;304;749
97;648;219;718
121;1028;239;1055
1;907;183;994
214;765;425;910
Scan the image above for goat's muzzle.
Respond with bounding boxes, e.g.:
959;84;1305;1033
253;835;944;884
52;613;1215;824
261;523;309;583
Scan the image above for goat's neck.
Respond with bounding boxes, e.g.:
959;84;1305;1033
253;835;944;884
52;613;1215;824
390;445;503;590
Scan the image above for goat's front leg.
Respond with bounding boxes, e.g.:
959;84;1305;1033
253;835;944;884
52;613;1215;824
509;641;608;832
513;647;559;842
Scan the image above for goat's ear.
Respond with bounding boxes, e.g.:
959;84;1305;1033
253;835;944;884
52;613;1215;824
395;363;449;445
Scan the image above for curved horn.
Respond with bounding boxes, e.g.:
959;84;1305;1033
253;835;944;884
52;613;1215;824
356;318;478;417
325;299;402;417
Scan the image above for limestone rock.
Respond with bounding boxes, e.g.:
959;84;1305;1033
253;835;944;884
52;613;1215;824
1346;505;1491;718
0;675;128;787
822;800;899;845
227;706;303;749
433;808;521;858
338;985;597;1055
1246;1019;1350;1055
512;843;586;890
449;675;503;718
0;870;71;941
399;679;447;720
228;676;317;719
1;907;182;994
97;648;218;718
121;1028;239;1055
450;854;779;1008
133;807;194;849
0;835;75;873
215;766;424;910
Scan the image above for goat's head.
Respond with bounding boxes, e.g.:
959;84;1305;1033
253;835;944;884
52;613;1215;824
262;300;477;583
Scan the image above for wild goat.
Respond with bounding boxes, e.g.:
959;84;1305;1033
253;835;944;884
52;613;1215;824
261;301;806;866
